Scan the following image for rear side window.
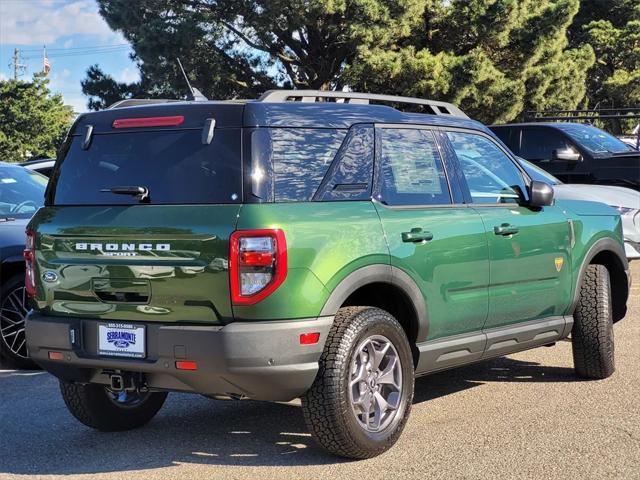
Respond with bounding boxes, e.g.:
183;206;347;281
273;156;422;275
314;124;374;201
377;128;451;206
250;128;346;202
52;129;241;205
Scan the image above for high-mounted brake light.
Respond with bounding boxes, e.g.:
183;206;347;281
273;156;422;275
230;229;287;305
23;229;36;297
112;115;184;129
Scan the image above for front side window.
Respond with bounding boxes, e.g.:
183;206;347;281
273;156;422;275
519;128;572;161
378;128;450;206
447;131;527;204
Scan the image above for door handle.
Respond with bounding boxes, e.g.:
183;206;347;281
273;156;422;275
402;228;434;243
493;223;519;236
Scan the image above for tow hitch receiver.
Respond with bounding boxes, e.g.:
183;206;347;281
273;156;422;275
107;371;147;392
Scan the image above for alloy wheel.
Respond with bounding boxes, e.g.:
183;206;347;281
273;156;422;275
349;334;403;432
0;285;29;359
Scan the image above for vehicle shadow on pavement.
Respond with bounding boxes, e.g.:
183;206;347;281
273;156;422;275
0;356;577;475
413;356;577;404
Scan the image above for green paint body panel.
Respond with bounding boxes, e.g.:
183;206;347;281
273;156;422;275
27;197;625;342
373;204;489;340
29;205;240;324
471;204;573;329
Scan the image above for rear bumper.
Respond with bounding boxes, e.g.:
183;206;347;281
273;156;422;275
26;313;333;401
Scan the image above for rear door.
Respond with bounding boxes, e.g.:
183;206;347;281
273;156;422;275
372;125;490;371
31;113;242;325
443;129;573;336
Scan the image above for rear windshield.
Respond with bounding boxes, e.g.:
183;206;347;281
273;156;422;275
52;129;241;205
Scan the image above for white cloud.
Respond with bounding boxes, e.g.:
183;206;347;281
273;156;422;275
117;66;140;84
0;72;7;81
0;0;124;45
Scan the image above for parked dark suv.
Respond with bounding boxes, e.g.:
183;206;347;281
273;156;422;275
489;123;640;190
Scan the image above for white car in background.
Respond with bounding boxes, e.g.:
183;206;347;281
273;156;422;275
519;158;640;260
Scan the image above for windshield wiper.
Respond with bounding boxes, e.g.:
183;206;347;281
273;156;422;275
100;186;150;202
0;216;16;222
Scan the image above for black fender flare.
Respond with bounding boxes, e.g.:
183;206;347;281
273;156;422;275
319;264;429;342
569;237;629;321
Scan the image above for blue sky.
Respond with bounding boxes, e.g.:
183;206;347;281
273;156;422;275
0;0;139;113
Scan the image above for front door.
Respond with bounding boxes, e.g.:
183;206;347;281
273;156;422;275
444;130;573;331
373;126;490;349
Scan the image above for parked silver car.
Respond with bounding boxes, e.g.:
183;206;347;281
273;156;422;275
519;158;640;260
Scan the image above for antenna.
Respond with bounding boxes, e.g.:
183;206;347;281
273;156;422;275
176;58;208;102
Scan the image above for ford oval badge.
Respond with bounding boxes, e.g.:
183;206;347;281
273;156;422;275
42;271;58;283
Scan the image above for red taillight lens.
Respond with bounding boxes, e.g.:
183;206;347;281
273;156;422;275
23;229;36;297
230;229;287;305
112;115;184;129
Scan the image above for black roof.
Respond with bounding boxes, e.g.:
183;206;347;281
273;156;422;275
70;94;488;136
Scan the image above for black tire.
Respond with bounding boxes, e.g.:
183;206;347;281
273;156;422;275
59;381;168;431
0;274;37;369
572;264;615;379
301;306;414;459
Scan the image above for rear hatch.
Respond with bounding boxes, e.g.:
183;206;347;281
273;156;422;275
29;103;244;324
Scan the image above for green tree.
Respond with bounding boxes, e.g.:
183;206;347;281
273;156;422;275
83;0;421;108
344;0;595;123
0;74;74;162
569;0;640;111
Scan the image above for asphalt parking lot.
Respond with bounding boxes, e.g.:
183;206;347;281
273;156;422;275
1;263;638;480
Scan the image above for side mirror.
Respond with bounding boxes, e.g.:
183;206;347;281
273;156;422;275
529;181;554;207
552;147;581;162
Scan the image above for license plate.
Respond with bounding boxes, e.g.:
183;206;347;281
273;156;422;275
98;323;146;359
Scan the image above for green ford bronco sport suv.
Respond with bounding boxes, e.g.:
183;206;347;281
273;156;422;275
25;90;630;459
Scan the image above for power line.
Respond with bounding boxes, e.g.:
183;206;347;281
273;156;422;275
22;46;131;60
20;43;130;53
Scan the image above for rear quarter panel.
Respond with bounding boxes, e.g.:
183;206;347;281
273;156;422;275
234;201;389;320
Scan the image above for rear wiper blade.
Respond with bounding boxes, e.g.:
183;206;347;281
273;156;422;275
100;186;150;202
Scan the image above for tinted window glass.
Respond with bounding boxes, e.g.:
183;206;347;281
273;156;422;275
491;127;518;152
378;128;450;206
270;128;346;202
519;128;571;161
316;125;374;201
0;165;47;218
53;129;241;205
447;131;526;204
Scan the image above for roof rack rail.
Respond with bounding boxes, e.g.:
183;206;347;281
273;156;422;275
258;90;468;118
108;99;181;109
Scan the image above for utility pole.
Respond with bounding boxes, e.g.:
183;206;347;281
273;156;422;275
10;48;27;80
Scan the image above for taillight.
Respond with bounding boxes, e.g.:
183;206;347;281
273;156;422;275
230;229;287;305
24;229;36;297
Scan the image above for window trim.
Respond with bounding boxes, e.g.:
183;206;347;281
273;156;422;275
441;127;533;208
373;123;455;209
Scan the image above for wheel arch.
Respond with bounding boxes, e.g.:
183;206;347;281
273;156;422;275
319;264;429;352
571;238;629;323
